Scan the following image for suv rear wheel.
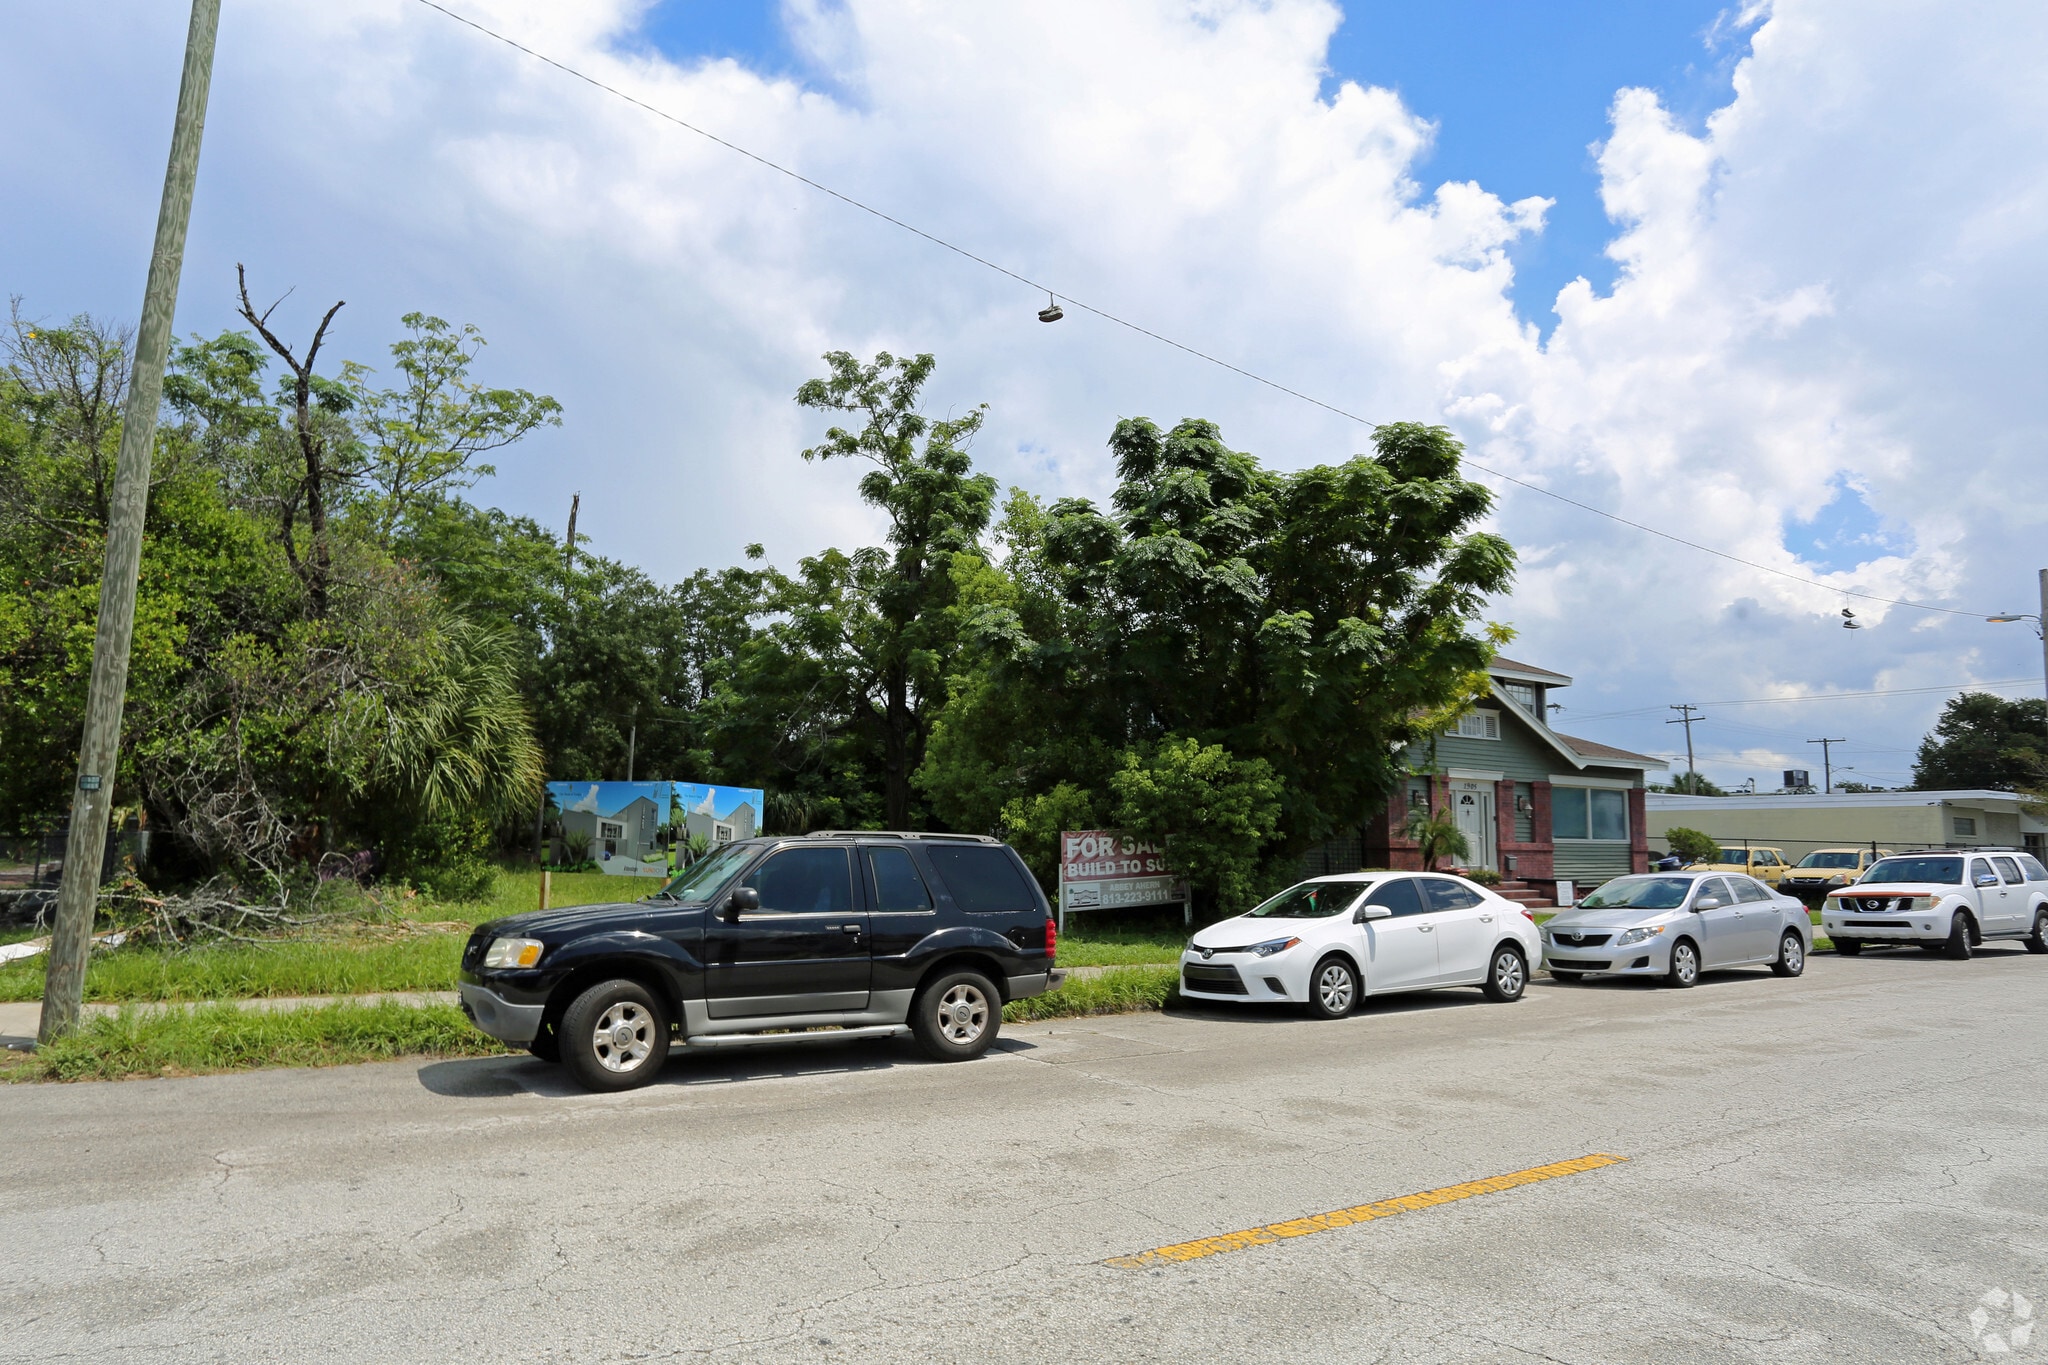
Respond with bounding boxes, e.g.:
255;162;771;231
2027;909;2048;955
560;979;670;1092
911;969;1001;1062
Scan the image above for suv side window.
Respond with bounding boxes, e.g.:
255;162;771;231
1994;856;2025;885
1419;877;1485;911
2023;855;2048;883
741;847;853;915
1363;877;1426;916
865;847;934;913
925;844;1039;913
1732;877;1770;904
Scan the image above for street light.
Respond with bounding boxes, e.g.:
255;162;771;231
1986;567;2048;702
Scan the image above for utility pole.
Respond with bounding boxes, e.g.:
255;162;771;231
1986;569;2048;702
39;0;221;1046
563;492;580;578
1666;705;1703;792
626;713;638;784
1807;737;1846;794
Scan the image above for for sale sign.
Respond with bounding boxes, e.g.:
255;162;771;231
1058;830;1190;916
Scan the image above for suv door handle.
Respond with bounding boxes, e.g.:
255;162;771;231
1418;924;1433;933
841;924;862;935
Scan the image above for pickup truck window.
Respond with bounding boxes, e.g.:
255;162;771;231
1864;857;1962;884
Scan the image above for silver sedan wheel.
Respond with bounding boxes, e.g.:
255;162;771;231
1317;961;1356;1014
591;1001;657;1073
1672;942;1699;986
936;982;989;1045
1782;936;1804;973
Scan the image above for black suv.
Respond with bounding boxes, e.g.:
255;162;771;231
459;832;1062;1091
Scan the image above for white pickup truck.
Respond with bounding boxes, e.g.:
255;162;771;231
1822;850;2048;959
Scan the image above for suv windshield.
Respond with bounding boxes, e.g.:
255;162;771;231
1246;881;1367;918
1797;852;1863;869
657;843;756;901
1578;876;1694;910
1862;856;1963;885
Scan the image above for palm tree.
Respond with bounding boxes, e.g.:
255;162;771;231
1404;804;1470;871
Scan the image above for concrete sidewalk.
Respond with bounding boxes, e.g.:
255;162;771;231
0;991;459;1050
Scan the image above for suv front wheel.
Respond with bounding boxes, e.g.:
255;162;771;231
912;969;1002;1062
560;978;671;1092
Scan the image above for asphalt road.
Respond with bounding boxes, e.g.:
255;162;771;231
7;949;2048;1364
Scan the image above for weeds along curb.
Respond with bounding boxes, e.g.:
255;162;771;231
7;999;510;1083
1003;965;1179;1023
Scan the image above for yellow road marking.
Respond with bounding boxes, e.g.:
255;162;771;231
1103;1152;1629;1269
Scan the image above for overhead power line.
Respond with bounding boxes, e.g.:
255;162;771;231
414;0;1988;620
1567;677;2039;724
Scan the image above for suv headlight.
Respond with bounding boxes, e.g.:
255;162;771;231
483;936;545;968
1613;925;1666;948
1250;936;1302;957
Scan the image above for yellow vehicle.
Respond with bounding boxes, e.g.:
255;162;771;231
1780;847;1895;898
1685;846;1792;887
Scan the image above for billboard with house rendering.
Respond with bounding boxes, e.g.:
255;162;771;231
546;780;768;878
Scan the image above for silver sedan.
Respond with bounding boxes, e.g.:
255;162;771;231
1541;871;1811;988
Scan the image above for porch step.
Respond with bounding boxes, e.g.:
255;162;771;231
1490;880;1556;910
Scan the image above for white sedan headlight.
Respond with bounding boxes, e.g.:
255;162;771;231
1613;925;1667;948
483;936;545;968
1249;936;1302;957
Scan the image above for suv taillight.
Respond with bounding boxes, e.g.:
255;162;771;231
1045;918;1057;961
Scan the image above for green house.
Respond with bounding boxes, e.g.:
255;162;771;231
1321;657;1665;904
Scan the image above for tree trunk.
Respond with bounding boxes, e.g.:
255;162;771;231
884;665;911;828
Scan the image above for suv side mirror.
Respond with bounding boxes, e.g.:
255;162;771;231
1355;904;1392;922
1974;872;2000;888
1693;896;1721;912
726;885;760;918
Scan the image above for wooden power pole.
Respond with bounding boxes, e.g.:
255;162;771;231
39;0;222;1045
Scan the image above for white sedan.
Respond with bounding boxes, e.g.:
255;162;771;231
1179;873;1542;1018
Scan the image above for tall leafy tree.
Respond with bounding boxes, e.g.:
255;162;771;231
792;351;996;827
1912;693;2048;791
922;417;1512;910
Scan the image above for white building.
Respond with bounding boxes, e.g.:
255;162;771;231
1646;789;2048;863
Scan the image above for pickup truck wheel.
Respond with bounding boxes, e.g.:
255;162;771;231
560;979;670;1091
2027;910;2048;955
1835;938;1863;956
1482;945;1527;1001
1945;913;1975;961
911;970;1001;1062
1664;939;1700;988
1770;931;1805;978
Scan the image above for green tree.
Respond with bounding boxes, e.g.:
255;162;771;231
794;351;996;827
1911;693;2048;791
1650;773;1725;795
1662;826;1720;864
922;418;1512;884
1109;738;1282;914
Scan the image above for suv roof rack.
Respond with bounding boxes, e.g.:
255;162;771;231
799;830;1000;844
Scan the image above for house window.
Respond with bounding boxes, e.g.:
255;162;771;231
1553;787;1628;841
1501;682;1539;717
1452;710;1501;740
1954;816;1978;837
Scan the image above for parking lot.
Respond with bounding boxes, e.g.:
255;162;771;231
6;949;2048;1363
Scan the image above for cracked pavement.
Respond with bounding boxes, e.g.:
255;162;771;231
5;950;2047;1362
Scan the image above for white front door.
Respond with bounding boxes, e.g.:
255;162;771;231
1355;877;1438;992
1451;783;1496;871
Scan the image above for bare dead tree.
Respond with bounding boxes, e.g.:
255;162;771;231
235;264;346;616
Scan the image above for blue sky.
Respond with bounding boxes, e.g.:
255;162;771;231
635;0;1739;333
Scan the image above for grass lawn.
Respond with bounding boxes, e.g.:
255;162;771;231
1005;965;1178;1021
1056;920;1186;967
4;999;511;1083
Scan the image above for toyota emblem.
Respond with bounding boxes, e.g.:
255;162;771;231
1567;931;1582;943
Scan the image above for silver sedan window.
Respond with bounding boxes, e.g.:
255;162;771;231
1731;877;1771;904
